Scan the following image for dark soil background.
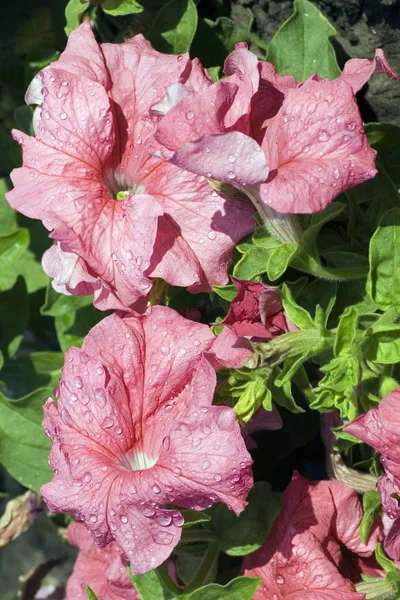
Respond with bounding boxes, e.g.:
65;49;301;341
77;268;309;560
232;0;400;126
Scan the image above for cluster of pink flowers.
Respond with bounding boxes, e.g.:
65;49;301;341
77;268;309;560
6;20;397;598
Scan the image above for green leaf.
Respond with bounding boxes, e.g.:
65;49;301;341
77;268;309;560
266;0;340;81
0;228;30;292
41;282;94;318
365;123;400;187
303;202;346;253
267;243;298;281
148;0;198;54
364;325;400;364
65;0;90;36
281;284;315;330
334;306;359;357
212;284;237;302
55;304;108;352
0;388;52;493
102;0;143;16
0;278;30;360
128;565;174;600
185;577;262;600
0;179;18;237
367;208;400;312
0;352;63;398
205;483;280;556
85;587;99;600
233;247;270;280
360;490;381;544
311;356;360;419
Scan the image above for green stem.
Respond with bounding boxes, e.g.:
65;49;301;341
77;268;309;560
356;578;395;599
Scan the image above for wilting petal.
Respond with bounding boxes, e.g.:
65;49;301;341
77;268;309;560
340;49;397;94
259;77;377;213
41;307;253;574
66;521;138;600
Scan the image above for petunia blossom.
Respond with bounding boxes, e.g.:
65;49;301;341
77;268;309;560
344;388;400;561
41;306;253;575
6;23;255;312
242;472;381;599
156;44;396;215
66;521;138;600
221;277;290;340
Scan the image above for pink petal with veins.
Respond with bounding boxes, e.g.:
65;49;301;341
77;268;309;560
7;24;254;310
41;307;253;575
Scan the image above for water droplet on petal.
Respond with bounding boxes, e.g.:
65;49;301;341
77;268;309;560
60;112;67;120
97;366;104;376
152;484;161;494
227;171;236;180
70;393;78;402
207;231;216;240
90;514;98;523
276;575;285;585
202;460;211;470
102;417;114;429
126;250;133;260
160;346;170;356
120;515;128;524
228;154;236;163
186;112;194;120
318;129;330;142
84;472;92;483
74;376;83;389
162;436;171;451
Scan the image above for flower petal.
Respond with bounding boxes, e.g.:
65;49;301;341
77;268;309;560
259;77;377;213
340;49;397;94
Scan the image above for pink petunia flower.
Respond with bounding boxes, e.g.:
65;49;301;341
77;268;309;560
242;472;381;599
221;277;290;340
156;44;396;215
344;388;400;562
41;306;253;574
6;24;255;312
66;521;138;600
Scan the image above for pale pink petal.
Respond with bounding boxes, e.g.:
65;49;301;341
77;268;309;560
340;49;397;94
42;242;98;297
41;308;253;574
259;77;377;213
169;131;269;186
151;83;192;116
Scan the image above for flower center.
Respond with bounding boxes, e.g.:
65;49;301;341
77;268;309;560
106;170;146;201
118;449;158;471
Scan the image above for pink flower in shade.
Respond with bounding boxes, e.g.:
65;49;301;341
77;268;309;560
41;306;253;575
242;472;382;599
156;44;396;215
6;24;255;312
221;277;290;340
344;389;400;562
66;521;138;600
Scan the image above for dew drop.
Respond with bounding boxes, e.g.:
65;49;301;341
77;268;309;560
160;346;170;356
276;574;285;585
202;460;211;470
207;231;216;240
129;484;137;494
314;574;323;583
162;436;171;451
152;484;161;494
84;472;92;483
74;376;83;389
126;250;133;260
227;171;236;180
95;389;106;407
318;129;330;142
157;513;172;527
332;167;340;180
60;112;67;120
90;514;98;523
70;393;78;402
120;515;128;524
186;111;194;120
102;417;114;429
228;154;236;163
